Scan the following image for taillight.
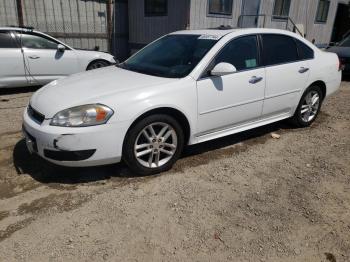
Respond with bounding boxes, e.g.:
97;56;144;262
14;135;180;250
339;57;345;71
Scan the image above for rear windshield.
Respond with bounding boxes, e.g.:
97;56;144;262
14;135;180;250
118;34;219;78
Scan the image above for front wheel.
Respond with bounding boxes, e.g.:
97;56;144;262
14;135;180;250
123;114;184;175
291;85;323;127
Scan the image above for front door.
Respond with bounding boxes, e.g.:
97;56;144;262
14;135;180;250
18;32;79;85
240;0;261;28
0;31;27;87
197;35;265;135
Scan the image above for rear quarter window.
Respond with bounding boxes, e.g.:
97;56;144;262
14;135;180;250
295;39;314;60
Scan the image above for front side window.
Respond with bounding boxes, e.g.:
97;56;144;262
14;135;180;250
20;33;58;49
0;32;18;48
315;0;330;23
208;0;233;16
145;0;167;17
119;34;218;78
262;34;298;66
213;35;259;71
273;0;291;19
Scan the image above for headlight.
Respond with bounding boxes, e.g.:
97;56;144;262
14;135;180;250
50;104;114;127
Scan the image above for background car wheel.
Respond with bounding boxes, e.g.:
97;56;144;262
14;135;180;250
123;114;184;176
86;60;110;71
291;85;323;127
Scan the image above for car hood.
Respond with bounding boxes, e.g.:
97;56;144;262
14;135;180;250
30;66;177;118
327;46;350;58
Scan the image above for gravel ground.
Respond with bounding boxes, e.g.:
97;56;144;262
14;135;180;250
0;82;349;262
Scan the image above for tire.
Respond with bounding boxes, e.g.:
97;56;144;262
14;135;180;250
86;60;110;71
122;114;184;176
290;85;323;127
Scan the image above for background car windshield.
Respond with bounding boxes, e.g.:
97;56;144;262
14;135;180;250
339;36;350;47
120;35;218;78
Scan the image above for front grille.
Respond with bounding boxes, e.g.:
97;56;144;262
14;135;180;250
27;105;45;124
44;149;96;161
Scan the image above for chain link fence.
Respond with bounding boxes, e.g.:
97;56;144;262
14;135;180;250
0;0;110;52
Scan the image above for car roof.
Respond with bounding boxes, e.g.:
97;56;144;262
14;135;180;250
1;26;32;30
0;27;74;50
170;28;317;51
0;27;40;34
170;28;301;38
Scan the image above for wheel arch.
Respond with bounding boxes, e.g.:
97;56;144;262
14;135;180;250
86;59;111;70
125;107;191;145
308;80;327;100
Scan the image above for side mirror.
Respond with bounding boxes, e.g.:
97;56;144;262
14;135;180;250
210;62;237;76
57;44;65;52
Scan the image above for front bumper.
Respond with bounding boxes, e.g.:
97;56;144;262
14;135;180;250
23;107;129;167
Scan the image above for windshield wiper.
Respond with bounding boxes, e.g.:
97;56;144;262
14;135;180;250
117;63;167;77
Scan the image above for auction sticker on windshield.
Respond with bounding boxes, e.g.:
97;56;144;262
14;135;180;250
198;35;221;40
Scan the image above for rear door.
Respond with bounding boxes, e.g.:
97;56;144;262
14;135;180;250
261;34;311;118
0;31;27;87
18;32;79;85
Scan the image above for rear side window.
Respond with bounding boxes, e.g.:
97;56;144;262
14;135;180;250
295;39;314;60
214;35;259;71
0;32;17;48
262;34;298;66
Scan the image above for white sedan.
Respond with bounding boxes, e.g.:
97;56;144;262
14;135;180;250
23;28;342;175
0;27;116;88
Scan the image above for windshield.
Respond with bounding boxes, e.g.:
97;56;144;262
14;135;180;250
339;36;350;47
118;34;219;78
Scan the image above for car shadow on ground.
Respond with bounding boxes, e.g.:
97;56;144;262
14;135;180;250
342;74;350;82
0;86;41;96
12;120;297;185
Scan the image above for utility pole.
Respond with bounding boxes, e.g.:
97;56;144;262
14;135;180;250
16;0;24;26
106;0;113;53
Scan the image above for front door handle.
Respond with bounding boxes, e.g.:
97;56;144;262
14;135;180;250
29;55;40;59
249;76;263;84
299;67;309;73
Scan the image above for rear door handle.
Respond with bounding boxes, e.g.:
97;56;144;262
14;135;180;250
29;55;40;59
299;67;309;73
249;76;263;84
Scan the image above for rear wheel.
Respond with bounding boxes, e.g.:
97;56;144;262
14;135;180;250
86;60;110;70
123;114;184;175
291;85;323;127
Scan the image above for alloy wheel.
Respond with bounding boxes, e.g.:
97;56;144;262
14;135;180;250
300;91;320;123
134;122;178;168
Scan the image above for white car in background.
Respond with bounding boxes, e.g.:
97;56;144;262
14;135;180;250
0;27;116;88
23;28;342;175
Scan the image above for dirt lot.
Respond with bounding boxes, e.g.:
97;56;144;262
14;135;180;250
0;82;349;262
